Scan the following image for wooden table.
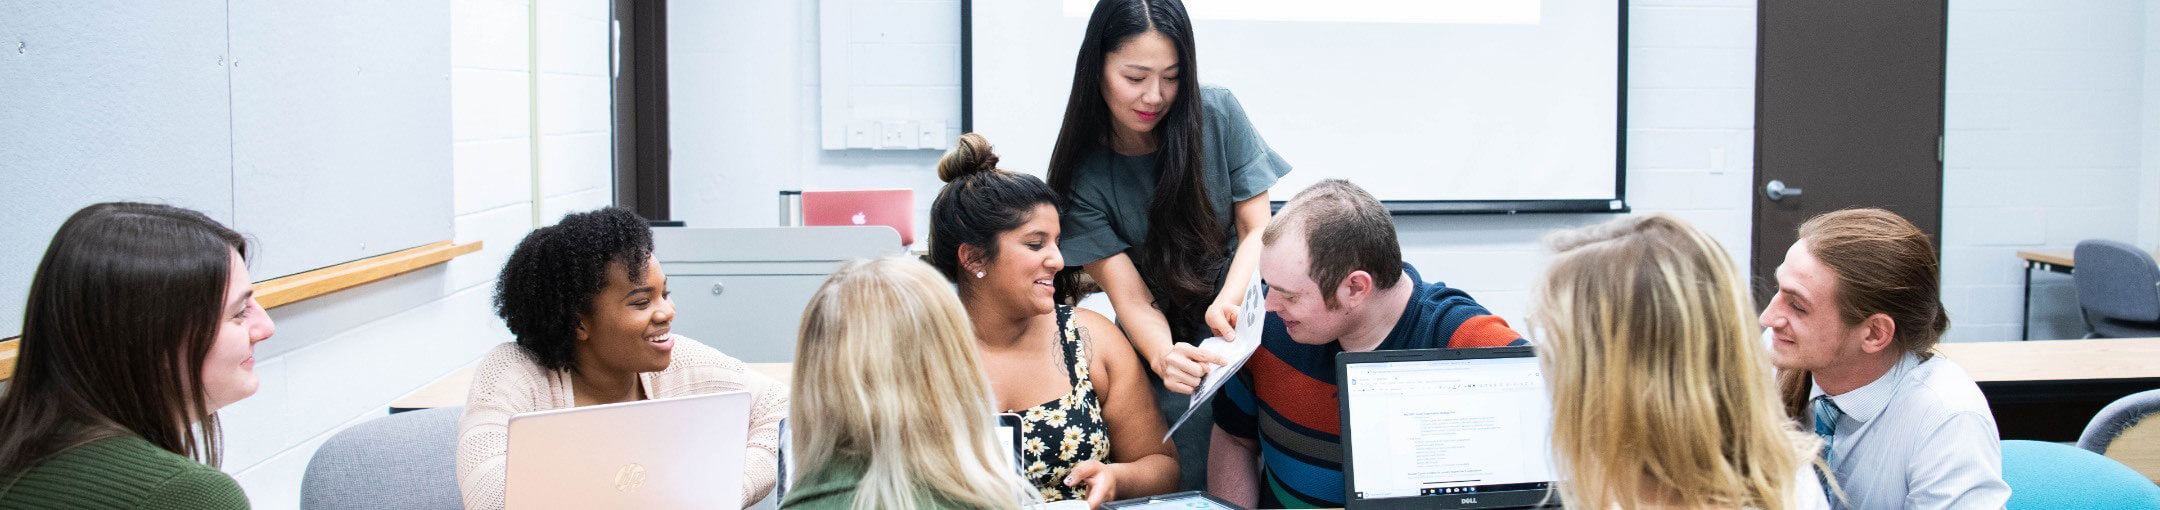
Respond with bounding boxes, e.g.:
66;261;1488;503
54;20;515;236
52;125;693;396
387;362;795;413
1938;337;2160;382
1936;338;2160;441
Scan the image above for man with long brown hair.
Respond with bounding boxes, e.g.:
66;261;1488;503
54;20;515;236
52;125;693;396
1760;208;2008;509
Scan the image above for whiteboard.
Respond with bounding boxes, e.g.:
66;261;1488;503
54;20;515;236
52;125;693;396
965;0;1626;212
0;0;451;336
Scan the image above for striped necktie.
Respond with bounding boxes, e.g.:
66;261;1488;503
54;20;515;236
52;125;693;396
1813;395;1843;464
1812;396;1845;505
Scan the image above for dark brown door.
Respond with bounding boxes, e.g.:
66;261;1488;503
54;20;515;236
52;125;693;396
1753;0;1945;304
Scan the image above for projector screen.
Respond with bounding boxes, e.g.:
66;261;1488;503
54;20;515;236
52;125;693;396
964;0;1627;213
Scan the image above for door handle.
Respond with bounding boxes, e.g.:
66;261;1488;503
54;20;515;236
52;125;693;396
1765;180;1803;201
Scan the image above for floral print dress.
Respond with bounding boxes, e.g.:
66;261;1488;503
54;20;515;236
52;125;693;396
1013;305;1112;502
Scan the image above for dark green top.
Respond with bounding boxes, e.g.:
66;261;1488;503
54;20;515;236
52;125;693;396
0;434;248;510
780;456;999;510
1059;85;1293;267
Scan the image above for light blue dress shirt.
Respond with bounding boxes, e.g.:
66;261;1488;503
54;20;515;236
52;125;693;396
1809;352;2010;509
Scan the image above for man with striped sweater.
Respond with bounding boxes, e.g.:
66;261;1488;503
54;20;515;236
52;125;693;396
1206;180;1525;509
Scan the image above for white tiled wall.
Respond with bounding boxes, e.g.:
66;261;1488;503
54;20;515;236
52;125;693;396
1941;1;2154;342
219;0;615;507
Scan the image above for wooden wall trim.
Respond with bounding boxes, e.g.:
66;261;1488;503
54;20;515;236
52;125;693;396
0;240;481;381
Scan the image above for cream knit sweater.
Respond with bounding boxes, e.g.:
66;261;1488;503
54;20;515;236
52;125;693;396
454;337;787;509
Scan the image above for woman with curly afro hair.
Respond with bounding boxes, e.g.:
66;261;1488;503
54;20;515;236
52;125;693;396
453;207;789;510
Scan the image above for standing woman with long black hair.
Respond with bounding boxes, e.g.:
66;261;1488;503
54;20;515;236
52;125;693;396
1047;0;1290;489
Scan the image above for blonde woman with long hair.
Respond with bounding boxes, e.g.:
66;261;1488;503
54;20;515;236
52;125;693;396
1530;214;1830;509
782;257;1040;510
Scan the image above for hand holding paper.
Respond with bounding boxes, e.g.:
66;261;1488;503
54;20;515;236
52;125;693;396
1164;267;1266;440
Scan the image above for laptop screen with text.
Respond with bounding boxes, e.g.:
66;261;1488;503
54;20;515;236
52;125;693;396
1343;352;1556;505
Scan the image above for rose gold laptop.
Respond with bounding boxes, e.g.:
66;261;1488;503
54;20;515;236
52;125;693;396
506;391;752;509
800;189;914;245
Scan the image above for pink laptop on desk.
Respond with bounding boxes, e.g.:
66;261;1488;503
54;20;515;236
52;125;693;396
801;189;915;245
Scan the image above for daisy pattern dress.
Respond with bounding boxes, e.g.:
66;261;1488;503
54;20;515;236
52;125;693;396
1013;305;1112;502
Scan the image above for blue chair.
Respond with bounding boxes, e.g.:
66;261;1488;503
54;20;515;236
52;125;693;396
2001;439;2160;509
2072;240;2160;338
300;406;464;510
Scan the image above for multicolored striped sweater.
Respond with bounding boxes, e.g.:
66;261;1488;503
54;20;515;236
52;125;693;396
1211;264;1526;508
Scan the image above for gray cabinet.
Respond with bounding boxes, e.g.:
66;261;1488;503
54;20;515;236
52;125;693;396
654;226;904;363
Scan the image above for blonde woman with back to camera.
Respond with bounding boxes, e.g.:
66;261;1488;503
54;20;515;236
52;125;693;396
781;257;1049;510
1530;214;1831;509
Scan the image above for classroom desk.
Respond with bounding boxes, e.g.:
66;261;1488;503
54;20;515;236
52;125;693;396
388;365;474;413
2017;250;2074;341
390;360;1344;508
387;362;796;413
1936;338;2160;441
385;341;2149;446
2016;249;2160;340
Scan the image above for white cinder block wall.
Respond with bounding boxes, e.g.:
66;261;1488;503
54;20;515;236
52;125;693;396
674;0;2160;339
666;0;1759;329
1941;1;2155;342
217;0;614;506
670;0;957;233
2144;0;2160;253
536;0;617;219
150;0;2160;506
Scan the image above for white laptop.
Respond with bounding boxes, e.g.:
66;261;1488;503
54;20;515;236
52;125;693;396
506;391;753;510
1337;347;1558;509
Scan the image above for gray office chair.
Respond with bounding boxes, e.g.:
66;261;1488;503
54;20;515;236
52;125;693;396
2073;240;2160;338
300;406;464;510
2078;389;2160;485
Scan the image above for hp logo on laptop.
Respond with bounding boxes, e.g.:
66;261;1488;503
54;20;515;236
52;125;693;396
614;463;648;492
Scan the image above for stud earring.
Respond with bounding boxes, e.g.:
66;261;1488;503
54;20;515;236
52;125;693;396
975;270;986;279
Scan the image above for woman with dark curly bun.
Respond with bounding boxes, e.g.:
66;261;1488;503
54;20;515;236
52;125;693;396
927;133;1178;506
453;207;789;510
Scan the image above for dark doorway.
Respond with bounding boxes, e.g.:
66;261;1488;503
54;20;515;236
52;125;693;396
613;0;671;222
1753;0;1946;304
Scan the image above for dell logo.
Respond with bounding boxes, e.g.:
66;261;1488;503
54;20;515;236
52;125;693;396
1461;497;1478;504
614;463;648;492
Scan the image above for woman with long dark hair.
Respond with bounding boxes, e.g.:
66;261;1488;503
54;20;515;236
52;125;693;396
1048;0;1287;395
0;202;276;508
1047;0;1290;489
